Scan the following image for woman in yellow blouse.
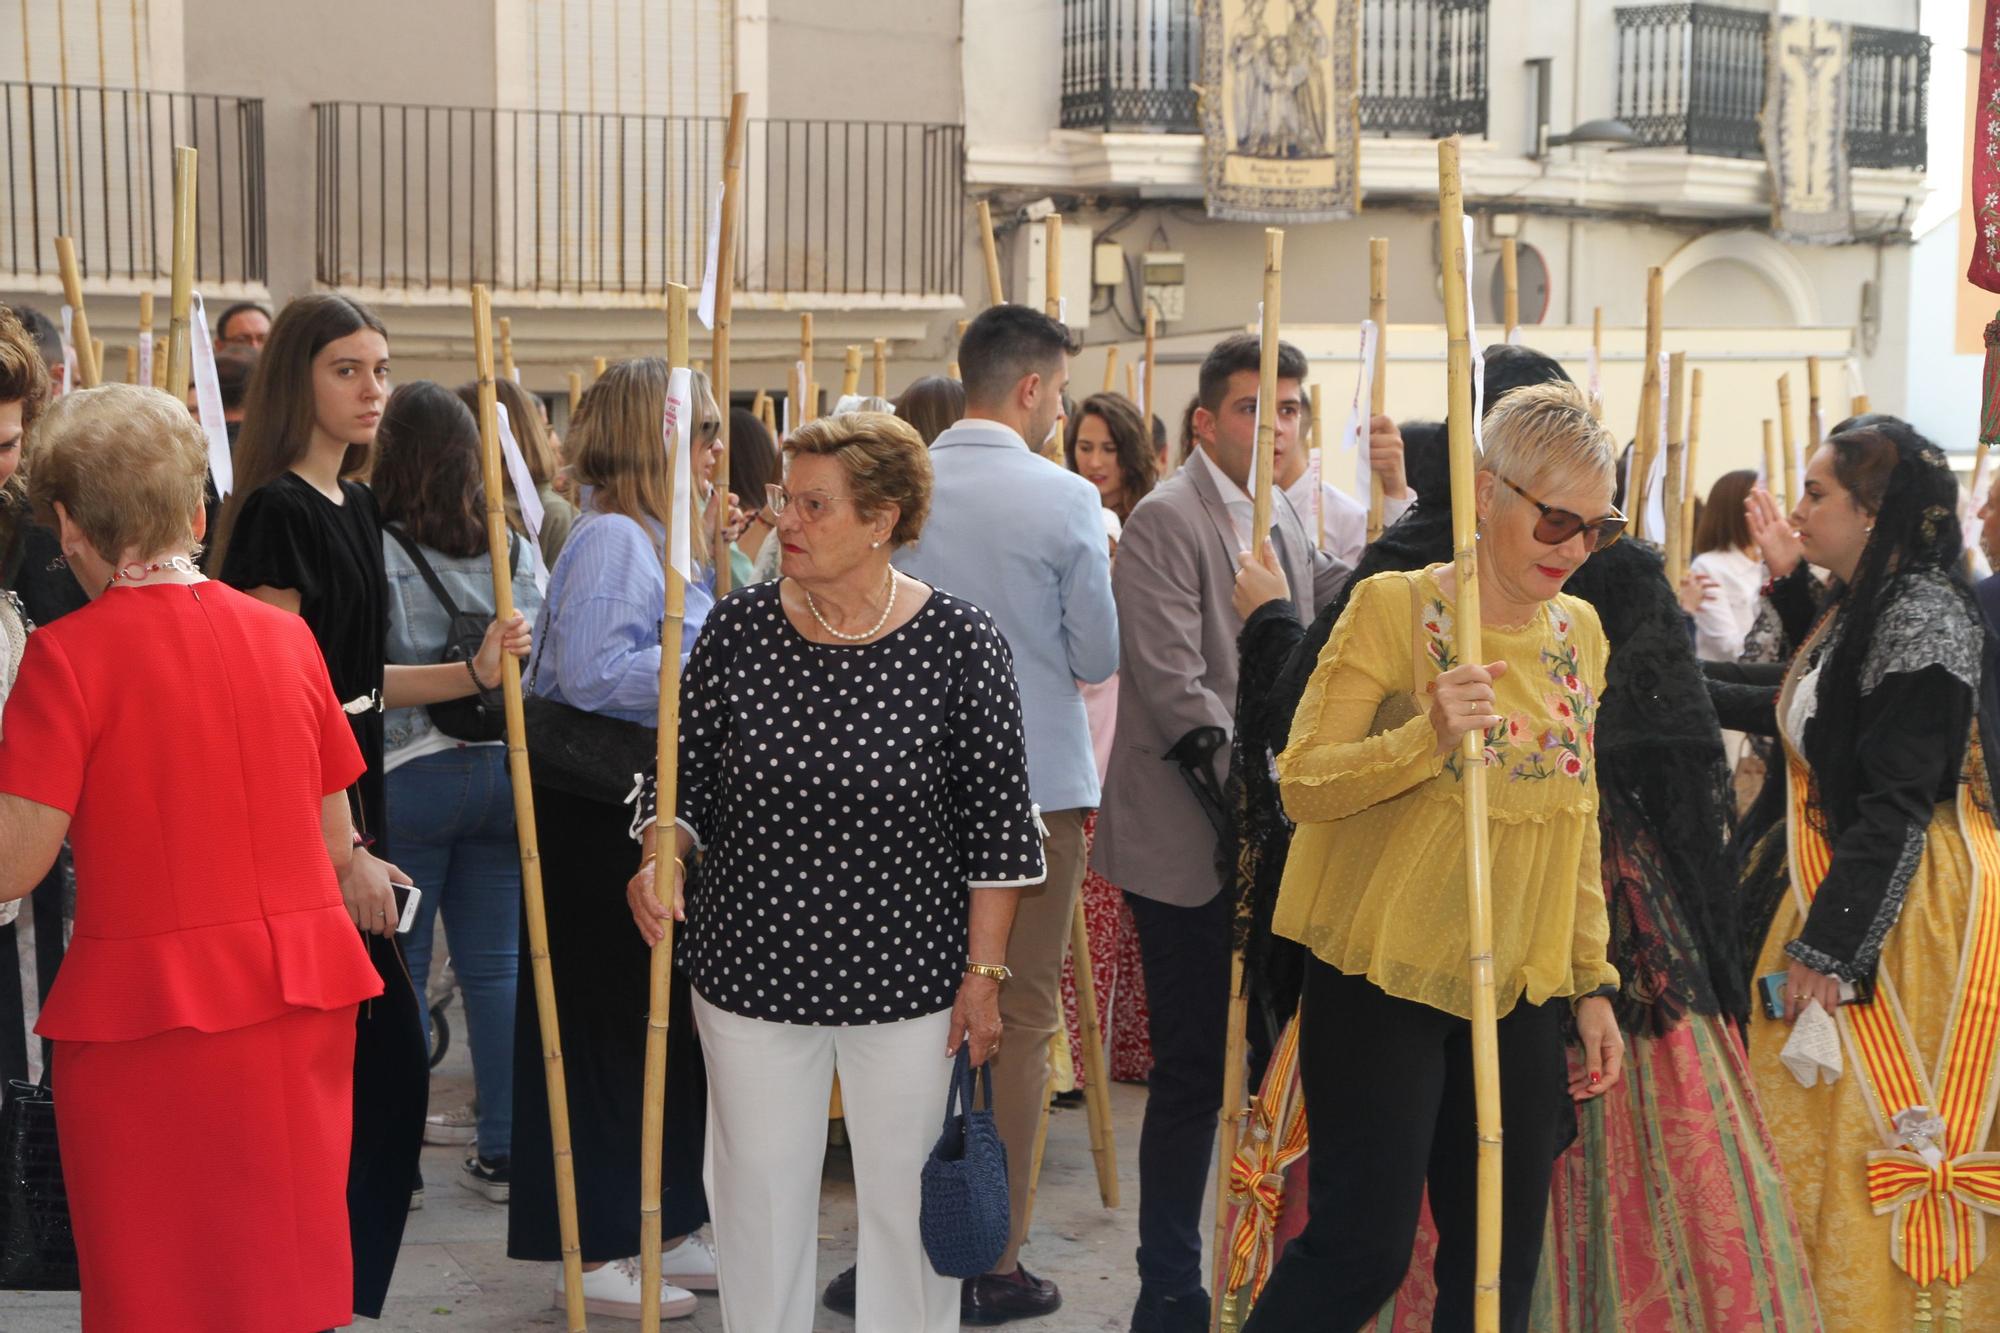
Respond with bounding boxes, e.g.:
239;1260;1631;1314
1243;382;1626;1333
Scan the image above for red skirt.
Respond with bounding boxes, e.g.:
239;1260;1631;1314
53;1003;358;1332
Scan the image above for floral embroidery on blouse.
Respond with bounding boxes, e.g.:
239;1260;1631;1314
1424;595;1597;785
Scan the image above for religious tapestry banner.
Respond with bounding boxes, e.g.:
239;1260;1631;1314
1201;0;1359;224
1762;14;1855;244
1968;0;2000;292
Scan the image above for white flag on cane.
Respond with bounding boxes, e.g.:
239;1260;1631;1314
138;332;153;389
1460;216;1486;455
190;294;234;499
1346;319;1380;502
664;367;696;583
494;402;551;593
697;190;724;330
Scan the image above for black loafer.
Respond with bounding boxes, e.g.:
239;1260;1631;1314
1130;1286;1211;1333
822;1264;857;1316
962;1266;1063;1325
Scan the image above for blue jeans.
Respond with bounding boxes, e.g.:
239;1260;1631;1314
386;745;520;1159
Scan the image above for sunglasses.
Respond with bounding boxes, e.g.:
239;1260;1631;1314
1500;475;1626;551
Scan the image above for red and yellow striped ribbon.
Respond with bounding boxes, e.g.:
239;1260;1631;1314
1223;1014;1313;1299
1787;740;2000;1289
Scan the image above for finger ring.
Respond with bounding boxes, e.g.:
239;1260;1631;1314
375;908;388;916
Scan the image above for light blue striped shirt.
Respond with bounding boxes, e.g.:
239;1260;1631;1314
529;502;713;726
894;417;1118;812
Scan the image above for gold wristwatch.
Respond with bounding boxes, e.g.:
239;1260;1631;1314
965;962;1013;982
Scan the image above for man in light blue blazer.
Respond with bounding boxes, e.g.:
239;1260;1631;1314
885;303;1117;1325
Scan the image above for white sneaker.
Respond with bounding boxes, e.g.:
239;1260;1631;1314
555;1257;697;1320
424;1102;479;1146
660;1233;719;1292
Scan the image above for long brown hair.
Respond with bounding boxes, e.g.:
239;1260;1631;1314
1064;391;1158;518
211;294;388;569
568;357;708;563
374;381;487;558
1693;468;1756;555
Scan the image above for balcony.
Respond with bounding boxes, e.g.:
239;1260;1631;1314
313;102;964;305
1059;0;1487;139
1614;4;1929;171
0;81;266;288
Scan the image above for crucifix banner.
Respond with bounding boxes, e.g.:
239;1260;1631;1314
1201;0;1360;224
1763;14;1855;244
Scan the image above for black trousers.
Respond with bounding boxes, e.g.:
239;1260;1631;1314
1126;888;1277;1300
1244;958;1567;1333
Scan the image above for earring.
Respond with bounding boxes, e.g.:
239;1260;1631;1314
871;540;882;549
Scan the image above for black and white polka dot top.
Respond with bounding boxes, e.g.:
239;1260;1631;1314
640;579;1047;1025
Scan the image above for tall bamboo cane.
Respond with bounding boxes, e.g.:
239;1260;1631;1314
1213;226;1284;1333
1438;135;1502;1333
1806;355;1823;448
568;371;583;416
1102;344;1120;394
594;355;608;382
1631;267;1662;526
1045;215;1064;323
1664;352;1688;585
1777;373;1798;514
1368;237;1389;539
1763;419;1780;496
471;285;587;1333
800;312;814;418
1311;382;1326;549
1500;236;1519;343
54;237;100;388
151;337;166;388
750;389;769;424
872;337;888;398
710;93;748;598
1070;902;1119;1208
500;316;517;383
163;146;197;401
640;283;693;1333
1684;369;1704;558
123;344;137;383
1125;361;1136;402
1143;305;1158;453
977;199;1005;306
90;339;104;382
841;346;862;397
1588;306;1604;421
1852;393;1871;416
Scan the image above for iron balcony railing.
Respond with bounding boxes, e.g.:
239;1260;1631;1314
1059;0;1488;138
0;81;266;285
1614;5;1929;170
314;102;964;299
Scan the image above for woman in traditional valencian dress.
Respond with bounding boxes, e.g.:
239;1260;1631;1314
1712;419;2000;1330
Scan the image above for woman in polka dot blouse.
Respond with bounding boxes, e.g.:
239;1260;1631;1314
628;411;1047;1333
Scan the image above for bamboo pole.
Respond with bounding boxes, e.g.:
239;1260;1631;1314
1438;135;1503;1333
1631;267;1663;527
750;389;769;423
1311;382;1326;549
1019;1069;1058;1237
1663;352;1688;586
1588;306;1604;420
1763;420;1780;496
1777;374;1798;514
500;316;517;382
470;285;587;1333
1500;236;1519;343
640;283;693;1333
123;344;137;383
568;371;583;416
841;345;863;397
1102;344;1120;394
163;147;198;402
1125;361;1137;402
1213;226;1283;1333
807;380;820;420
800;312;814;414
1684;368;1704;558
977;199;1005;306
137;289;153;385
1368;237;1389;540
710;92;748;598
54;237;101;389
594;356;608;381
1044;214;1064;323
1806;355;1823;448
1070;902;1119;1209
151;337;166;388
872;337;888;398
1144;305;1158;460
1852;393;1871;416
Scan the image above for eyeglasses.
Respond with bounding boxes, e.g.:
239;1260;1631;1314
1499;475;1626;551
765;484;847;524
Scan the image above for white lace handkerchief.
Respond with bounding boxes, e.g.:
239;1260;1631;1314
1781;999;1844;1087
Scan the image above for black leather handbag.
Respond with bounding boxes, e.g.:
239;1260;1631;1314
521;585;657;806
0;1074;78;1290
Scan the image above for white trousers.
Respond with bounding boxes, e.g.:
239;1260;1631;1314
693;993;959;1333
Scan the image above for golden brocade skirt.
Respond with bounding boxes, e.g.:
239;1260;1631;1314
1749;802;2000;1330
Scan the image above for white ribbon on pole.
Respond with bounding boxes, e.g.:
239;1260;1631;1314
138;331;154;388
494;402;550;593
1586;339;1601;410
697;189;724;330
57;305;77;396
1460;216;1486;456
1347;319;1380;502
189;293;233;499
1638;350;1670;543
664;367;696;583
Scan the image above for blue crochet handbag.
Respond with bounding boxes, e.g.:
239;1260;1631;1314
919;1046;1011;1278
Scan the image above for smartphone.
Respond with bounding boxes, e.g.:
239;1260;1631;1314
391;882;422;935
1757;970;1857;1019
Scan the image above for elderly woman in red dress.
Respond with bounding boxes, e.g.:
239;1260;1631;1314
0;383;382;1330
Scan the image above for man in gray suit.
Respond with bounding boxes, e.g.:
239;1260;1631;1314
1094;332;1353;1332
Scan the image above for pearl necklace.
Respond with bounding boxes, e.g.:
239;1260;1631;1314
804;565;897;642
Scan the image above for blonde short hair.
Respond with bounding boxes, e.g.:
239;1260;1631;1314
1479;380;1617;499
784;410;932;547
30;384;208;560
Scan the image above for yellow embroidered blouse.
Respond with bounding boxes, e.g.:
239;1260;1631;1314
1273;565;1618;1020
